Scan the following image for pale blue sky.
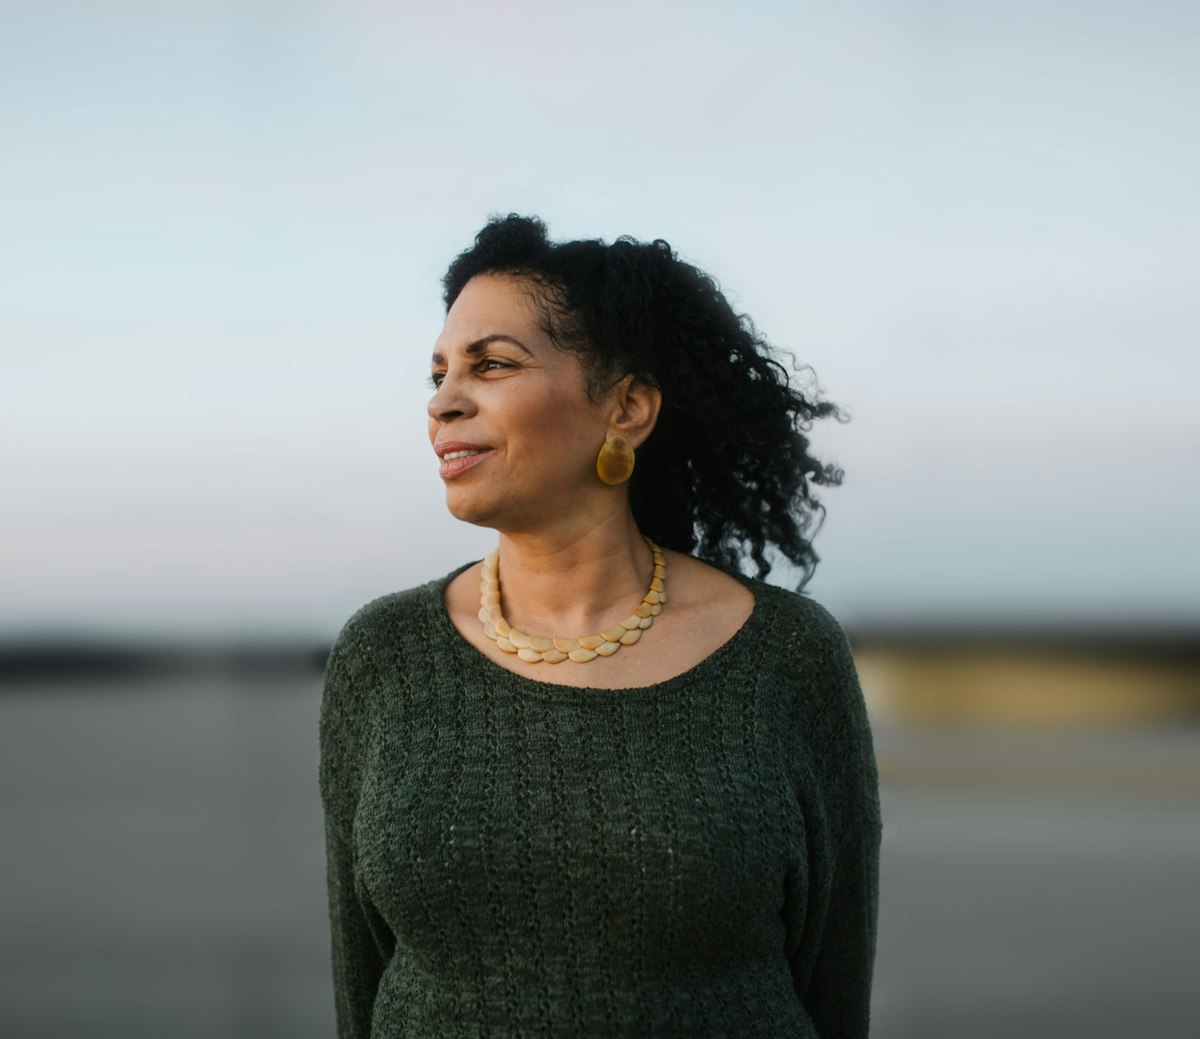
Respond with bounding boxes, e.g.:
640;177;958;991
3;1;1197;638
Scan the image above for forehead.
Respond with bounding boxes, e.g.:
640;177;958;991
432;274;546;361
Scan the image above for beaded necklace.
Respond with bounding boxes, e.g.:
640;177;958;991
478;536;666;663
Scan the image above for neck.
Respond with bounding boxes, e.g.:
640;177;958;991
494;509;655;637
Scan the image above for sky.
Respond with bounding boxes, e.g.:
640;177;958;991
3;0;1197;640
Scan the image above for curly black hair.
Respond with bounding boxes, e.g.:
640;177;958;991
442;214;847;590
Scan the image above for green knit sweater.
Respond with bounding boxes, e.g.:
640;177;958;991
319;561;882;1038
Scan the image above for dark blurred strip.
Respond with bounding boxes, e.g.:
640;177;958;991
0;640;329;684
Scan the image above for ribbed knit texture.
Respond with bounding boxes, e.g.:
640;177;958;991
319;561;882;1038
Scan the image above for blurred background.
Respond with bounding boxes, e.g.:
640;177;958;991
2;1;1197;1037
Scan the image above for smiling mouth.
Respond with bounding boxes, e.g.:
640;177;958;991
438;449;492;478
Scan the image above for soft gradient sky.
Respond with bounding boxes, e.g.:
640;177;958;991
3;0;1197;639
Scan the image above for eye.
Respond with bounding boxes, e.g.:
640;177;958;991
428;357;513;390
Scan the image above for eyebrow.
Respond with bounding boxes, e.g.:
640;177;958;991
431;334;533;366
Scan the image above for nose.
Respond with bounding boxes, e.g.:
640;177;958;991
426;368;478;423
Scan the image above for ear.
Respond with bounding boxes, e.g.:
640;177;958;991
606;374;662;449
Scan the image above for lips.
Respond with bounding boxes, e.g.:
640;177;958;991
436;444;493;479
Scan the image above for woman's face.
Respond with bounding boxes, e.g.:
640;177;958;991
427;273;612;532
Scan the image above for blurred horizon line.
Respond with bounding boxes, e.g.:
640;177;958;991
3;620;1197;684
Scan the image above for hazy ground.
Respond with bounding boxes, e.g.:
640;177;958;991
2;669;1197;1039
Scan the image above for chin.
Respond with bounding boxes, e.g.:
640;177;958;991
443;489;502;529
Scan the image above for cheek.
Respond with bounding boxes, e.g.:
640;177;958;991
522;398;601;454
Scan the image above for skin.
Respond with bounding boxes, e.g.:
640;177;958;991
429;273;755;690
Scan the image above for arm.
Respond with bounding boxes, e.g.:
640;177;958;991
796;800;882;1038
323;816;395;1039
787;604;883;1039
319;618;394;1039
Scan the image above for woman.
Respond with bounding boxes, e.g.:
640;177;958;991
320;215;882;1038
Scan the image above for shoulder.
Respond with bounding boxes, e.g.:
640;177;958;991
671;554;856;680
320;565;469;718
750;584;879;816
767;586;855;663
720;569;854;661
739;578;864;715
337;581;436;641
319;568;467;788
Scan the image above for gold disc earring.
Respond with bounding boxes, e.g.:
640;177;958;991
596;434;635;485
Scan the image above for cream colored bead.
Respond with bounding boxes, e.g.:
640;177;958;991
595;641;621;656
496;637;517;653
638;616;653;629
517;647;543;663
495;617;512;638
634;603;653;618
528;635;554;653
568;647;598;663
600;626;626;643
618;628;642;645
542;649;568;663
482;590;500;608
484;622;497;639
477;606;490;624
553;636;580;653
509;628;530;649
577;634;605;650
650;604;662;616
653;564;666;579
644;590;661;605
649;577;664;592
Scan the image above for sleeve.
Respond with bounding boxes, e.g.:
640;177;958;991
319;617;395;1039
324;816;395;1039
786;604;883;1039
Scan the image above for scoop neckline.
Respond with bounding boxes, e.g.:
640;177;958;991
430;558;770;704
